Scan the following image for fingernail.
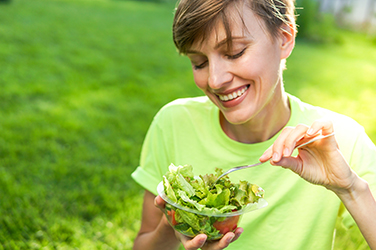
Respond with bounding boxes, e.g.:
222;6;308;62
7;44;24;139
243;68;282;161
227;234;235;243
198;235;206;245
283;147;290;156
259;154;267;162
272;152;279;162
307;128;314;135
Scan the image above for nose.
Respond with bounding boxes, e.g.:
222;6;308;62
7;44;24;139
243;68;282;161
208;57;232;89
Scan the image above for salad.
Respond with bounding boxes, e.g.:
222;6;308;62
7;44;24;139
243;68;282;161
160;163;265;240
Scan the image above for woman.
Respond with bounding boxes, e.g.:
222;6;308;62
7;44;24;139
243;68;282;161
132;0;376;249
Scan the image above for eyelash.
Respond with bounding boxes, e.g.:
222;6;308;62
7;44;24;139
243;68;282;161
193;48;247;70
194;62;207;70
227;48;247;60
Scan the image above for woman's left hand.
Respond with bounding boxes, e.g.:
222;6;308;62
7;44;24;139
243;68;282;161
259;119;357;193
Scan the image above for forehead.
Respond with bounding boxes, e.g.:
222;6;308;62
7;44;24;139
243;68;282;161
189;6;270;52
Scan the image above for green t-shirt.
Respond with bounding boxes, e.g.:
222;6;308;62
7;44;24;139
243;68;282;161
131;94;376;250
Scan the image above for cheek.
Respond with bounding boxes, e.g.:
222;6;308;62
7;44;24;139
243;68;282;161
192;71;207;90
238;60;262;80
242;52;281;83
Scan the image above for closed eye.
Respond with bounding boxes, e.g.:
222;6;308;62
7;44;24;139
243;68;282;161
193;61;208;70
226;48;247;60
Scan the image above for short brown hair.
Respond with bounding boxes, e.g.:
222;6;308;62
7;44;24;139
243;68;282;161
173;0;296;54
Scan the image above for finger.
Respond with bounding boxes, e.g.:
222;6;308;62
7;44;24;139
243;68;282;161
259;144;273;162
230;227;244;242
214;232;235;249
154;195;166;210
181;234;207;250
307;119;334;136
272;124;309;162
267;126;294;162
271;155;303;175
260;127;295;162
279;124;310;157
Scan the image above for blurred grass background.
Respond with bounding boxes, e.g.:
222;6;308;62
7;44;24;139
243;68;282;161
0;0;375;249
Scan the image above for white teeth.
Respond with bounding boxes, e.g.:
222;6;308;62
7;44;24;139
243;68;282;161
218;86;248;102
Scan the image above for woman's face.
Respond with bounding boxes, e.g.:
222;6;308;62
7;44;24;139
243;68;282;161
186;6;294;125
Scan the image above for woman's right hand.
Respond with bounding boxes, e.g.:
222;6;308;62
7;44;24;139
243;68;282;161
154;195;243;250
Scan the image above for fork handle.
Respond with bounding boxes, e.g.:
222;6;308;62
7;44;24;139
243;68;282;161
294;132;335;149
215;132;335;182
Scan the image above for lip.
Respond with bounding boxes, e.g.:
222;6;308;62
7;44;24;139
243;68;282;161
215;85;250;108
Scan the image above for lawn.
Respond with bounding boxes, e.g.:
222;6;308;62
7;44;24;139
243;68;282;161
0;0;375;249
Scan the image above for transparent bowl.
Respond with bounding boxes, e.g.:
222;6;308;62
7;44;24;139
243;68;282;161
157;181;268;240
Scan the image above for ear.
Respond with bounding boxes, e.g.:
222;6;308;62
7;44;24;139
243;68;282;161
279;23;295;60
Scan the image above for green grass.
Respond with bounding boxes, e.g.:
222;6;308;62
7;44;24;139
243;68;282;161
0;0;375;249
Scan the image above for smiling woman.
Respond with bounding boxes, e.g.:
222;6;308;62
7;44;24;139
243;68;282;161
131;0;376;250
183;5;294;140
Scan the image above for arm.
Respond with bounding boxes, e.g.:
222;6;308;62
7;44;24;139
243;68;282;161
259;119;376;248
335;176;376;249
133;190;181;250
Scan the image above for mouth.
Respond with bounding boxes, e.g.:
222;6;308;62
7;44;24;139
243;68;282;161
216;85;249;102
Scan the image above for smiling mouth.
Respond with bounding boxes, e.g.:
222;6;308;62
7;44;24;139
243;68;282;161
217;85;249;102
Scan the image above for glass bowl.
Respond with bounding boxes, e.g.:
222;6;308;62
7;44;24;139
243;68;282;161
157;181;268;240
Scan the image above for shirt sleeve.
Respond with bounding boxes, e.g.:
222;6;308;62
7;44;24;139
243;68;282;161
131;106;174;196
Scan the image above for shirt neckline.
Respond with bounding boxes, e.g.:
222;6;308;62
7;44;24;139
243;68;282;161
210;94;300;152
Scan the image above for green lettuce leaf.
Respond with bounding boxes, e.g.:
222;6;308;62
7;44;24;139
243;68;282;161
163;176;177;203
162;164;264;239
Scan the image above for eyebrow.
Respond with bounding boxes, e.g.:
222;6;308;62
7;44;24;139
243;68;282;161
214;36;247;49
186;36;251;54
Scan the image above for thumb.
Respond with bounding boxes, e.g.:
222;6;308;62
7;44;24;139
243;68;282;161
154;195;166;211
271;156;303;175
181;234;207;250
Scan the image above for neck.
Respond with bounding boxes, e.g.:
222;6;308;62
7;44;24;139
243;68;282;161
220;90;291;144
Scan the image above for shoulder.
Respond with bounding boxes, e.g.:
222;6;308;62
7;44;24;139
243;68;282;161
289;94;363;132
289;94;370;162
154;96;215;122
162;96;213;111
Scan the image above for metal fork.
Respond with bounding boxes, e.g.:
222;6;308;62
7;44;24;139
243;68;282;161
215;132;335;182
